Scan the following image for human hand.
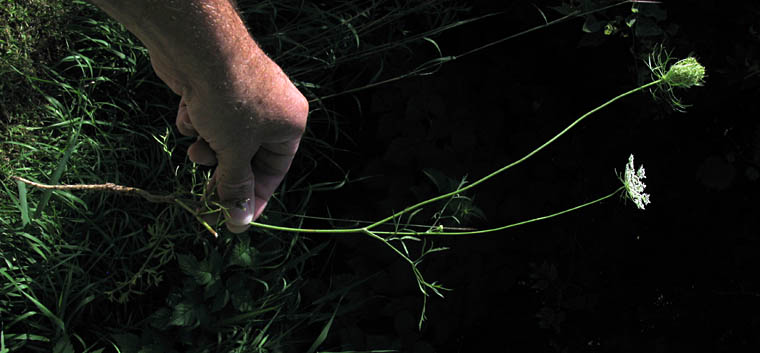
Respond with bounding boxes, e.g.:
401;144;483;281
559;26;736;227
89;0;308;233
159;53;308;233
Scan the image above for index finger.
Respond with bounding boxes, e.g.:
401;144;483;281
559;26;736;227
250;139;301;218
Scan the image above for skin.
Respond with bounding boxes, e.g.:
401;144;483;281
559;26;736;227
88;0;309;233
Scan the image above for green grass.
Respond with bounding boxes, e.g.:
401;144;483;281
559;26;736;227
0;1;474;352
0;0;676;352
0;0;72;124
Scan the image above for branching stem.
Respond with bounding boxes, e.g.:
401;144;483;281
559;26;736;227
12;71;665;332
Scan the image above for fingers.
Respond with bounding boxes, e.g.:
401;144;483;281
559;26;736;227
176;87;303;234
251;143;297;193
188;137;218;166
201;141;298;234
249;140;300;219
175;97;197;136
212;159;256;233
177;98;218;165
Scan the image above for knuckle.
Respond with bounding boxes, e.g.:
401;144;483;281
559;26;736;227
279;88;309;136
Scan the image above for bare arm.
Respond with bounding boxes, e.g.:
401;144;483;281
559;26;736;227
89;0;309;233
89;0;257;97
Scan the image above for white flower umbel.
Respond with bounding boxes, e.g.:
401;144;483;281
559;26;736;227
623;154;651;210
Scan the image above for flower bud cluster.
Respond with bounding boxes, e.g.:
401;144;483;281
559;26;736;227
663;57;705;88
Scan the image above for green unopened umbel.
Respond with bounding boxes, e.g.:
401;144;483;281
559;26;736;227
663;57;706;88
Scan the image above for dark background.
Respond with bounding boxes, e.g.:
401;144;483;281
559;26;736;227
298;1;760;352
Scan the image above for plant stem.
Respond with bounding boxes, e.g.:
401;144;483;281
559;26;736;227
311;1;643;102
452;1;636;61
13;79;659;238
175;198;219;238
364;79;662;230
372;186;626;236
12;76;660;334
249;221;362;234
12;176;175;203
248;187;624;236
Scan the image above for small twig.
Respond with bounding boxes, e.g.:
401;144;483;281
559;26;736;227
12;175;219;237
175;198;219;238
12;176;176;203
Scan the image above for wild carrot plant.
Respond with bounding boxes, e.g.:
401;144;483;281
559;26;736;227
2;0;704;351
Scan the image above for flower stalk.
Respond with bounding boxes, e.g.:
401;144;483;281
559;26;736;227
13;45;704;331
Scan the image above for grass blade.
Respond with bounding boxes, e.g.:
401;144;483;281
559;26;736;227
33;117;82;219
16;180;30;226
0;270;66;334
306;296;343;353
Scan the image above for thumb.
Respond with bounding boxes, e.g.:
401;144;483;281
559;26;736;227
212;156;255;233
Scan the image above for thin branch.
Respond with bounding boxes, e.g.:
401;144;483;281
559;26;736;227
12;175;219;237
11;176;176;203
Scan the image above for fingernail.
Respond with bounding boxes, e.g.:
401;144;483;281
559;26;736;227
227;198;254;227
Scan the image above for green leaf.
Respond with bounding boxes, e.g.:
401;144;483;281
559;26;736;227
210;288;229;313
148;307;171;329
306;298;342;353
203;279;223;300
228;235;255;268
227;273;255;312
208;247;223;277
582;14;604;33
169;301;196;327
176;254;197;274
34;118;82;218
177;254;212;286
548;4;575;15
422;168;457;193
53;336;74;353
230;286;254;312
0;270;65;333
16;180;30;226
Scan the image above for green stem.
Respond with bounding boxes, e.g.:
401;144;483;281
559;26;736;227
373;186;626;236
451;1;635;61
310;1;641;102
363;79;662;230
175;198;218;238
361;229;415;267
249;221;361;234
250;186;625;236
250;80;661;236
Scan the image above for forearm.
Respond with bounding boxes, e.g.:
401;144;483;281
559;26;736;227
88;0;267;97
